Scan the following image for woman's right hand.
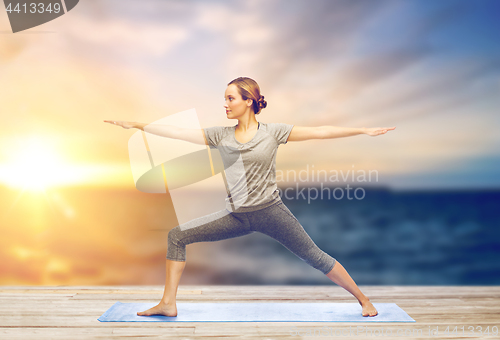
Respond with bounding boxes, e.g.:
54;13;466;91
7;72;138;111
103;120;135;129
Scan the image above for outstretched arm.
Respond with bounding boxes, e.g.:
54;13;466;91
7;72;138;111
287;125;396;142
103;120;208;145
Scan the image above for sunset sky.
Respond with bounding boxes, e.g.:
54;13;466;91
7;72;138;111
0;0;499;285
1;0;499;192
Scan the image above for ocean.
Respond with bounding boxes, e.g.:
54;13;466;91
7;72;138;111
181;187;500;285
1;185;498;286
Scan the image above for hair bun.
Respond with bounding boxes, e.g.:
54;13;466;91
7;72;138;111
258;95;267;109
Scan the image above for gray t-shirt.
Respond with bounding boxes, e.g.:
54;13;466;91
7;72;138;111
203;122;294;213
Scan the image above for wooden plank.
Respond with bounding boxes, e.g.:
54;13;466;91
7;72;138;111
0;286;499;340
0;289;201;295
0;314;498;327
0;327;195;340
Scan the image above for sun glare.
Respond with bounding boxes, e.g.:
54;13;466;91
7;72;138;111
0;136;84;192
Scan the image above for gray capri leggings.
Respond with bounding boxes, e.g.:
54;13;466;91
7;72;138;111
166;200;337;275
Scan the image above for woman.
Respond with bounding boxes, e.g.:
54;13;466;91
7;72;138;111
105;77;395;318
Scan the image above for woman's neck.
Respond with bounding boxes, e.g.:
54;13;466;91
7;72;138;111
236;114;259;131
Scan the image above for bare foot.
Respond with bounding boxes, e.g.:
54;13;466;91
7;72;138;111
137;302;177;317
359;298;378;317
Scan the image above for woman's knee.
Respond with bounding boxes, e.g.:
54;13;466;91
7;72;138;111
166;226;186;261
167;225;183;246
302;248;336;274
322;257;337;275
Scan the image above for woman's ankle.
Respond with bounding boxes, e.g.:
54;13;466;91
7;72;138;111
358;295;371;304
160;298;176;305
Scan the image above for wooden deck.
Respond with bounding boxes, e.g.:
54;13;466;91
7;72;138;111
1;286;499;339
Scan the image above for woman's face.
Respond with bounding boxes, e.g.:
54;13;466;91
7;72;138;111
224;84;251;119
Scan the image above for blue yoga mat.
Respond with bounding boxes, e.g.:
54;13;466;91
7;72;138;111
98;302;415;322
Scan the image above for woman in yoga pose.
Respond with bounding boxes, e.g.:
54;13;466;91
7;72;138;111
105;77;395;318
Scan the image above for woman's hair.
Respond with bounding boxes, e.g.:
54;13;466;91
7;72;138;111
228;77;267;115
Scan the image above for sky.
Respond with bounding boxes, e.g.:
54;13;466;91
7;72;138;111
1;0;499;192
0;0;499;286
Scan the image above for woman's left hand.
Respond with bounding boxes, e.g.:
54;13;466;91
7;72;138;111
365;126;396;136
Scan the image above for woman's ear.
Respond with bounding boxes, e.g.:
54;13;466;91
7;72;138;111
246;98;253;107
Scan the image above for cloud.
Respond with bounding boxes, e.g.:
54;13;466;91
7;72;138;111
0;35;30;62
343;56;500;126
330;47;432;100
62;15;189;57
